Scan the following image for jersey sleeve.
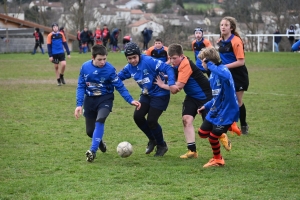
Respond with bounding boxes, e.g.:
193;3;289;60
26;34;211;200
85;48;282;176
145;46;154;56
117;65;132;81
231;36;245;59
177;57;193;84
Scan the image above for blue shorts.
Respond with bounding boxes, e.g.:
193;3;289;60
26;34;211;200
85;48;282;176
83;93;114;119
139;94;170;111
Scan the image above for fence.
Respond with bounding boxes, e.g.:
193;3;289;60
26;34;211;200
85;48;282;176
206;34;300;52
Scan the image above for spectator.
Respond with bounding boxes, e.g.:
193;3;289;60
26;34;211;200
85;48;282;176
286;24;295;49
141;27;153;50
110;28;121;52
88;29;94;51
59;27;65;37
294;24;300;43
273;29;281;52
94;26;103;45
102;24;110;47
80;27;90;53
77;30;82;54
32;28;44;55
122;35;131;50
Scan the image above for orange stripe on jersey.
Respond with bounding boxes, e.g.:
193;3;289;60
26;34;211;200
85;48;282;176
177;57;193;84
145;46;155;56
47;32;53;44
231;36;245;59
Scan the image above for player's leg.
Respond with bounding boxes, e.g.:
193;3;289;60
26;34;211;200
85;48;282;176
147;95;170;157
58;54;66;84
203;124;230;168
133;100;156;154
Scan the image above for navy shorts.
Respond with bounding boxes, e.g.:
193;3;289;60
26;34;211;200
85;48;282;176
182;95;210;117
229;65;249;92
200;119;231;137
83;93;114;119
52;53;66;64
139;94;170;111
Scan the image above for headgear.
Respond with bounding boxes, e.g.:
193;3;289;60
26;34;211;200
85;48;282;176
124;42;141;57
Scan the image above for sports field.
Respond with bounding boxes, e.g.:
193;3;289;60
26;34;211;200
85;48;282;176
0;51;299;199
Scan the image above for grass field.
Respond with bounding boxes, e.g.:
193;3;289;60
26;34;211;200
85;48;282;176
0;51;300;199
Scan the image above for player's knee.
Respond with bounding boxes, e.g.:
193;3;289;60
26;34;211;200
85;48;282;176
198;128;209;138
96;116;107;123
147;120;158;130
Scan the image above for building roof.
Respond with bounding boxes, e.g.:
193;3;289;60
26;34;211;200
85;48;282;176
128;19;150;27
0;13;76;41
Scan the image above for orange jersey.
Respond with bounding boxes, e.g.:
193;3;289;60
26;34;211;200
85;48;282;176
145;46;169;63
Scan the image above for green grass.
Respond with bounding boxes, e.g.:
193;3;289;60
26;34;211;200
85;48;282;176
0;51;300;199
183;3;219;11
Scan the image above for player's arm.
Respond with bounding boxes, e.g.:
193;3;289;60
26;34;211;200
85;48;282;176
226;37;245;69
47;33;53;57
61;33;70;56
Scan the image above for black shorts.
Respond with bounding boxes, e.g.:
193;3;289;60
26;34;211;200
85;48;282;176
229;65;249;91
200;119;231;136
139;94;170;111
182;95;210;117
52;53;66;64
83;93;114;119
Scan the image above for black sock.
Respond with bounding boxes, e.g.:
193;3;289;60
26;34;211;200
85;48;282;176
187;142;196;152
239;103;247;126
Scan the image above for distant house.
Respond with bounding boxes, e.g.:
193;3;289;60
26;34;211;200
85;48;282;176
29;1;64;13
128;19;163;37
140;0;157;10
0;13;76;53
115;0;143;9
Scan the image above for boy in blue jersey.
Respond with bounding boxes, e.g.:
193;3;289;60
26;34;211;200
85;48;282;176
155;43;212;159
118;42;178;157
47;23;71;86
74;44;141;162
197;47;239;168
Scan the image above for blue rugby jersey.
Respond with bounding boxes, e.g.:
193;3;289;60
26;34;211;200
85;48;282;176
204;61;239;125
173;57;212;101
118;54;175;96
47;31;70;56
76;60;134;107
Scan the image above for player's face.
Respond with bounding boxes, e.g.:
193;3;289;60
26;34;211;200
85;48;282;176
169;54;183;67
194;31;203;40
92;55;107;67
52;26;58;32
126;55;140;66
220;19;232;36
154;41;163;49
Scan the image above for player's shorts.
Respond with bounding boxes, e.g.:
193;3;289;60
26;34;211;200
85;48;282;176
139;94;170;111
52;53;66;64
83;93;114;118
200;119;231;137
229;65;249;91
182;95;210;117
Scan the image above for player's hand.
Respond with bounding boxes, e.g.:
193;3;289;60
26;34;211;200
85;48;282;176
131;100;141;110
197;106;205;115
74;106;82;119
67;55;71;59
49;57;53;62
154;75;164;87
169;85;180;94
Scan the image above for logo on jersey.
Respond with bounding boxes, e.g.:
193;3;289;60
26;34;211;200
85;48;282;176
143;69;149;75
